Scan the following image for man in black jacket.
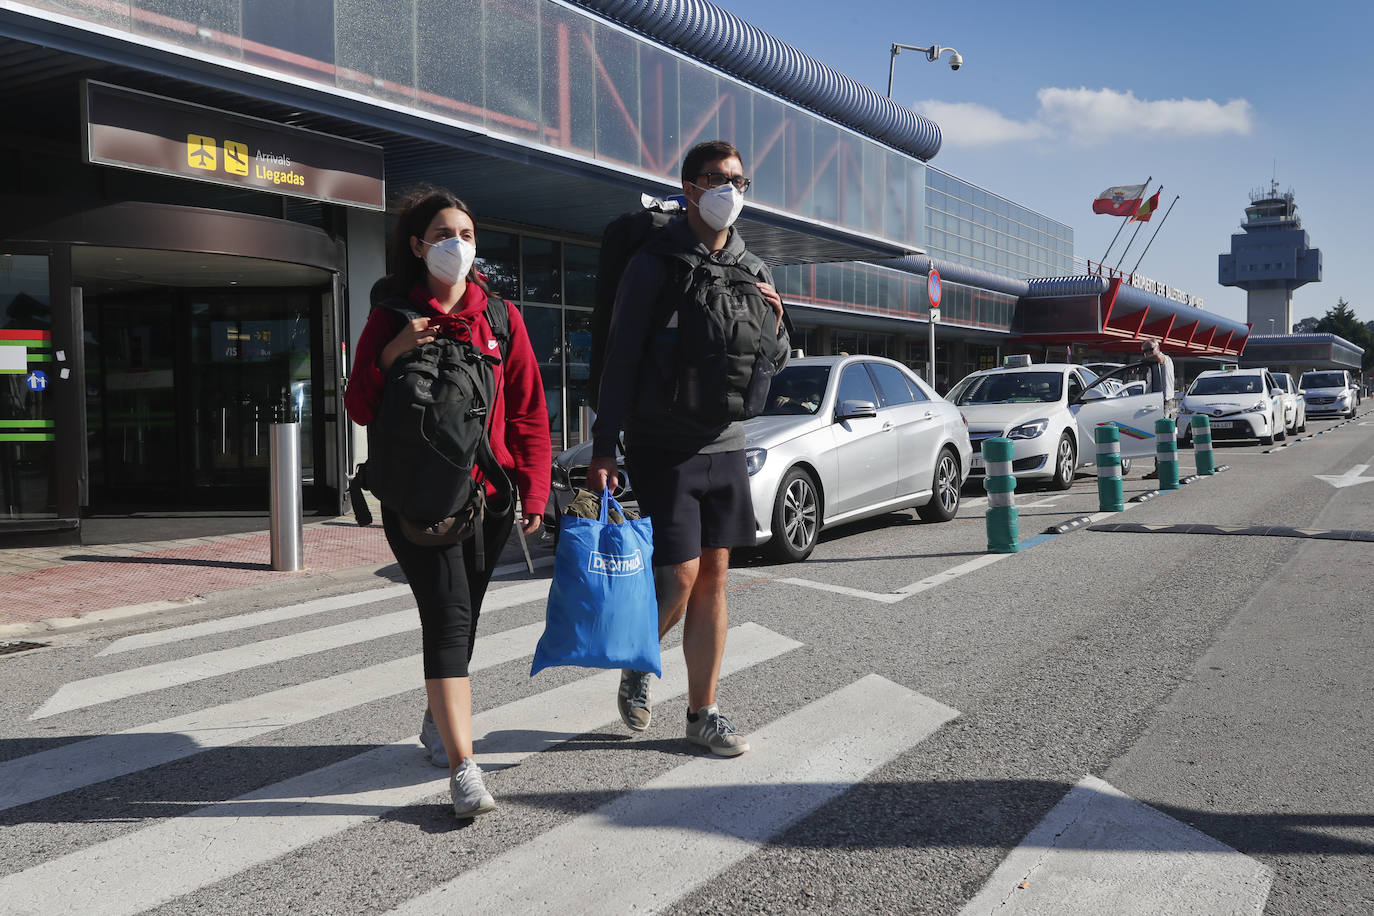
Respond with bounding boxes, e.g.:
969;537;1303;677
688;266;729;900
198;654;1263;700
588;140;787;756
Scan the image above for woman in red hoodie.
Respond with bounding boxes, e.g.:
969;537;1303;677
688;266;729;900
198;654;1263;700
345;186;550;818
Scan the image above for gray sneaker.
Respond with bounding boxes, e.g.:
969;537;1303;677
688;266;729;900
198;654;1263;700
618;669;653;731
419;710;449;769
685;704;750;757
450;757;496;818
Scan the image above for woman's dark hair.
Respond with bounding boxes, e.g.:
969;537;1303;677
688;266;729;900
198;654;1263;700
681;140;742;184
383;185;488;297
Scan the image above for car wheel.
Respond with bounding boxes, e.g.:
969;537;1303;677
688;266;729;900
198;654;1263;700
766;467;820;563
917;448;961;522
1050;433;1076;490
1261;425;1275;445
1297;414;1306;433
1276;420;1287;441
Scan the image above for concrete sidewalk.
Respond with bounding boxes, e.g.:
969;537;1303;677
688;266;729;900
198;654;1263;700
0;501;554;636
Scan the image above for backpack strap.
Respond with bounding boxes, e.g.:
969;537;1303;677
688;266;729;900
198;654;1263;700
483;295;511;362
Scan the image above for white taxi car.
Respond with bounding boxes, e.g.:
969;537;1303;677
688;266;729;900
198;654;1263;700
1269;371;1307;435
947;358;1165;489
1176;367;1285;444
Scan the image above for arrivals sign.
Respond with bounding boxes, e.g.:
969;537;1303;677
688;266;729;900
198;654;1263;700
82;81;385;210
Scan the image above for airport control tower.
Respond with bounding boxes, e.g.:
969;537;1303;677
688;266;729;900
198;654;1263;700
1218;181;1322;333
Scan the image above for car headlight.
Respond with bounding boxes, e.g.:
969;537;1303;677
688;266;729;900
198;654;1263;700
1337;392;1351;402
551;463;571;491
1007;419;1049;439
1244;402;1267;414
745;447;767;475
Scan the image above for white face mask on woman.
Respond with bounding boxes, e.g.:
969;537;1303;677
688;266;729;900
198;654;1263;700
421;237;477;286
691;182;745;231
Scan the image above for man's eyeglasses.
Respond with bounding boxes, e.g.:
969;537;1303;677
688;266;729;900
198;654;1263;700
696;171;752;193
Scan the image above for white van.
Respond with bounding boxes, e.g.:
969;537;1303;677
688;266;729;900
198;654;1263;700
1298;370;1358;419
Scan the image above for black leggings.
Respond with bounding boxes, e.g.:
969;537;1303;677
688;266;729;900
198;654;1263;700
382;506;515;679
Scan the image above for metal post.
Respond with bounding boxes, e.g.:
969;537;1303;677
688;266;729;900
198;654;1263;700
928;321;936;388
270;421;304;571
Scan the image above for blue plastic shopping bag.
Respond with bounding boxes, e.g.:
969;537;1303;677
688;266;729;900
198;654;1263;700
531;490;661;676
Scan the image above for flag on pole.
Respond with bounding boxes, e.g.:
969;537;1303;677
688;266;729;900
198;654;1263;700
1131;189;1162;222
1092;183;1147;217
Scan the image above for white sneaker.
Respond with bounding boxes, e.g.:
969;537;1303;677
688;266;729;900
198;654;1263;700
450;757;496;818
419;710;449;769
685;704;750;757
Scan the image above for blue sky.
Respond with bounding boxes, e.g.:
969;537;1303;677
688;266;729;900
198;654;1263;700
709;0;1372;328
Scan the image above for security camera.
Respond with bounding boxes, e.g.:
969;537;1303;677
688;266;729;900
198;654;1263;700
948;52;963;71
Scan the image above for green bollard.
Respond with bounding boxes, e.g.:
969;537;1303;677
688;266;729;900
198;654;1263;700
1155;418;1180;490
1095;424;1124;511
1192;414;1215;475
982;437;1019;553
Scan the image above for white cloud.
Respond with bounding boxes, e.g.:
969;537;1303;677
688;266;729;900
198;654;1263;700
911;100;1048;146
915;87;1253;148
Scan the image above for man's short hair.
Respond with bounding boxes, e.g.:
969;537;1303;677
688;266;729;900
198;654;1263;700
682;140;742;184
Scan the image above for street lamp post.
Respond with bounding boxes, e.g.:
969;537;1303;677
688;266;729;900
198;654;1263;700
886;42;964;98
887;41;962;389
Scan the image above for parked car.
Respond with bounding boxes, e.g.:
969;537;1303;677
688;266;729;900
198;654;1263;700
1269;371;1307;435
1176;368;1285;444
546;355;973;563
1299;369;1359;419
946;360;1164;489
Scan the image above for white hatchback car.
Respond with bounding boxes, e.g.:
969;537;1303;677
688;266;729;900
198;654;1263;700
1176;368;1285;444
1269;371;1307;435
948;361;1166;489
546;355;973;563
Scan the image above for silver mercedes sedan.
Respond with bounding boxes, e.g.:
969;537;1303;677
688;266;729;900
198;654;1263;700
548;355;973;563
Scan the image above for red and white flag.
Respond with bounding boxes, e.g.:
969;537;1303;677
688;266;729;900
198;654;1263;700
1092;183;1147;217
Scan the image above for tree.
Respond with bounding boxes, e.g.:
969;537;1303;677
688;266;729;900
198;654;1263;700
1292;316;1319;333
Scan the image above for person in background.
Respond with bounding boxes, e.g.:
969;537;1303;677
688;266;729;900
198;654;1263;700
345;186;550;818
1140;338;1175;480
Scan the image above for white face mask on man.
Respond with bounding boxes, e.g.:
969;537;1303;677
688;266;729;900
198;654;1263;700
421;237;477;286
691;182;745;231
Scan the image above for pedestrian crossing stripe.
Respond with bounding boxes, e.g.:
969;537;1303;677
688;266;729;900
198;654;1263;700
97;583;415;655
32;580;552;719
957;775;1272;915
386;675;959;916
0;623;802;915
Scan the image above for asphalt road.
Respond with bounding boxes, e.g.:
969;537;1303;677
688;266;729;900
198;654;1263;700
1;413;1370;915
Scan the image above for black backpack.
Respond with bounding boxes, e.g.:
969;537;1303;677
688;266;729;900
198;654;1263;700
589;199;789;423
588;197;682;410
652;242;786;424
349;296;513;563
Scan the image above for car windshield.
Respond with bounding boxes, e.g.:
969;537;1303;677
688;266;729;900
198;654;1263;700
954;371;1063;405
1188;375;1263;396
1302;372;1344;388
761;364;831;416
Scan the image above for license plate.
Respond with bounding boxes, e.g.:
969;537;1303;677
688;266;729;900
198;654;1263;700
1210;421;1234;429
971;455;984;469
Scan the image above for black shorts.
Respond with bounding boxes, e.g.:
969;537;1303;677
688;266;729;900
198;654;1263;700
624;447;756;566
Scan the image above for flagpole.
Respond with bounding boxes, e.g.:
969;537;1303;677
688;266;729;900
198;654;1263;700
1114;185;1162;272
1130;194;1181;275
1097;174;1150;273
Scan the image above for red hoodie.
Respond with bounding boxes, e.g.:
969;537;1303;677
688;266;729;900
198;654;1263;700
344;281;552;517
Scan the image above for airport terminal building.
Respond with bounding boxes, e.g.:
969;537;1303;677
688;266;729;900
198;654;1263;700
0;0;1252;542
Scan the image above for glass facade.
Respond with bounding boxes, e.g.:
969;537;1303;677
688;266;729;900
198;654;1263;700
774;261;1017;331
37;0;926;246
925;168;1074;280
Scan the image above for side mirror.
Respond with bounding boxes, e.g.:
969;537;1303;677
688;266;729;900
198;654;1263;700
1270;388;1283;397
835;399;878;421
1078;389;1106;402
